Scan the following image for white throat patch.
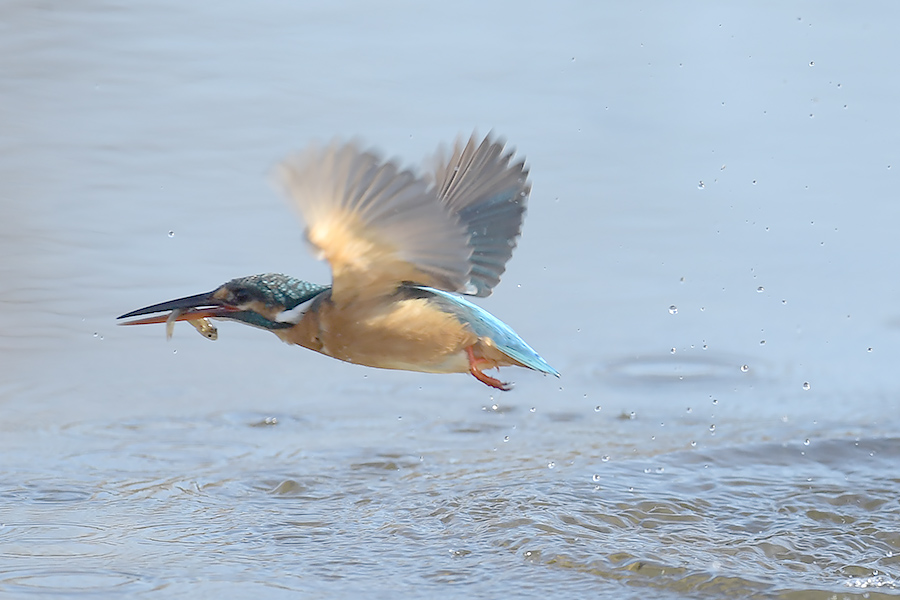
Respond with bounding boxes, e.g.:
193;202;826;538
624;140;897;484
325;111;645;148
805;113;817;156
275;304;307;324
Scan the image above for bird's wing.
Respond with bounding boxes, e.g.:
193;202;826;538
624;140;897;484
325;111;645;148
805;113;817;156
430;133;530;297
276;141;472;304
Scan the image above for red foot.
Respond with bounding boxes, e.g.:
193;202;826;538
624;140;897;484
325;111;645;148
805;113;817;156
466;346;513;391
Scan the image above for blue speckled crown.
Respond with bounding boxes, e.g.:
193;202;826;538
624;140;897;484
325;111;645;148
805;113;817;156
226;273;330;309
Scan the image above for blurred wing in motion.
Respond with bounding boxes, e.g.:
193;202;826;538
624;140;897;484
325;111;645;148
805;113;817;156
431;133;530;297
277;133;532;304
277;141;472;304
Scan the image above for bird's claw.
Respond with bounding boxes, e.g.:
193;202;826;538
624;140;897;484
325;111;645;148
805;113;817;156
466;346;513;391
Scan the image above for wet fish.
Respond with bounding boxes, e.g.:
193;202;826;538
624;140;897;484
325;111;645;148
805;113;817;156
165;309;218;341
188;317;217;340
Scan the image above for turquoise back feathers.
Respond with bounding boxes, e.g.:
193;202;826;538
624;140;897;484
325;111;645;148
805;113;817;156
412;286;559;377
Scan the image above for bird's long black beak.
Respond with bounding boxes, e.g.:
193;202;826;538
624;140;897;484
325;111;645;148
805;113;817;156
117;291;238;326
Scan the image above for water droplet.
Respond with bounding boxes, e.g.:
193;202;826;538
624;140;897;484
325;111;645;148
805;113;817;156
397;416;402;420
712;398;718;405
782;299;787;304
594;405;601;412
690;440;697;447
760;340;766;345
592;474;601;482
172;349;177;354
547;461;556;469
168;230;175;238
93;332;98;338
709;424;716;432
804;438;810;445
686;407;692;413
668;305;678;315
702;344;708;350
802;381;811;390
491;404;499;411
809;60;815;67
601;455;610;462
698;180;705;189
757;286;765;293
629;411;636;420
670;348;676;354
740;364;750;373
809;113;814;118
867;347;873;353
503;436;509;442
752;179;757;185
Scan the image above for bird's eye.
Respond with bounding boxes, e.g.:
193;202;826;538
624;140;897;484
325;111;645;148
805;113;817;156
232;289;252;305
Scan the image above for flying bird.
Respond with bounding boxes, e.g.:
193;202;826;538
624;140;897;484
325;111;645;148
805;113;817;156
118;133;558;390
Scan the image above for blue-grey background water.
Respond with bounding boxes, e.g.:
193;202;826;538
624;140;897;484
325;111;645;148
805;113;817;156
2;2;899;598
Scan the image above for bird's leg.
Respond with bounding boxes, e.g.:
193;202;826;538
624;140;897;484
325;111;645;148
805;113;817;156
466;346;513;391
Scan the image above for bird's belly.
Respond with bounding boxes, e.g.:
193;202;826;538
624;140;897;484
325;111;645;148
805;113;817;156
362;351;471;374
314;298;478;374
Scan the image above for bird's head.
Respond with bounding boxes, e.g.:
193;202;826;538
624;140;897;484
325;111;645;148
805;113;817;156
118;273;330;332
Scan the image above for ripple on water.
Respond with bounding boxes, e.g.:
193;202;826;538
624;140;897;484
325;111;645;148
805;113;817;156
0;569;150;595
1;484;92;504
0;522;112;559
600;354;770;386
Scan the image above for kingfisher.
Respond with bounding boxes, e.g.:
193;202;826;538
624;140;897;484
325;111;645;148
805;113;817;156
118;133;559;390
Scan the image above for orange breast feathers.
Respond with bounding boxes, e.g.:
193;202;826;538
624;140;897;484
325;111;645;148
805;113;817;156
282;296;479;373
